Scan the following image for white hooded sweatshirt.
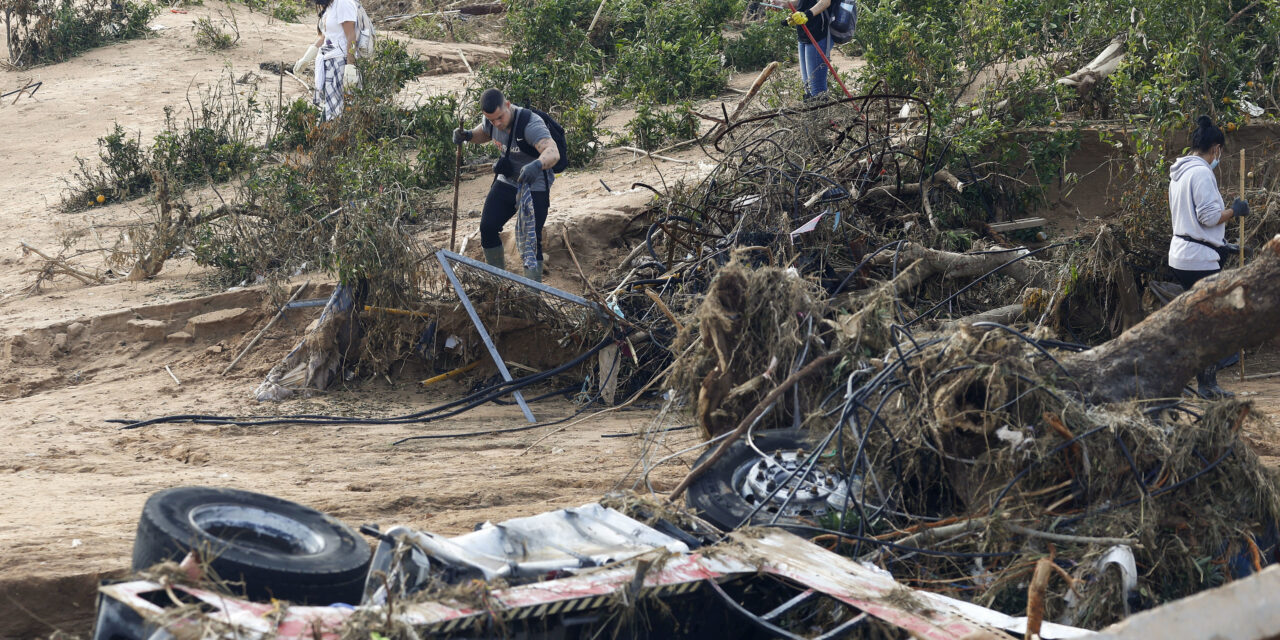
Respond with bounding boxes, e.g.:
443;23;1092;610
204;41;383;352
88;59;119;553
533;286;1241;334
1167;154;1225;271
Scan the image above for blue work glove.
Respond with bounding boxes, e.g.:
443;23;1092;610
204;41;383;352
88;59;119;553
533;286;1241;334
1232;197;1249;218
518;161;543;184
452;128;472;145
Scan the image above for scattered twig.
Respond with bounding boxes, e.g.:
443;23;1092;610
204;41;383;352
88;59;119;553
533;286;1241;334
618;146;692;165
222;280;310;375
283;70;310;92
611;138;698;169
642;288;683;332
1005;523;1138;547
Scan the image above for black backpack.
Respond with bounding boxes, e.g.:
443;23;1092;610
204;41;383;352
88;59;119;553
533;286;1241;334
511;105;569;174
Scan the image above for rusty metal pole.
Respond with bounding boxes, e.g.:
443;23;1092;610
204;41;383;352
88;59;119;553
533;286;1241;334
450;118;462;252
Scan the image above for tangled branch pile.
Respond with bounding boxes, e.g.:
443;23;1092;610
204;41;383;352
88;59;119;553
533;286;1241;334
595;93;1280;630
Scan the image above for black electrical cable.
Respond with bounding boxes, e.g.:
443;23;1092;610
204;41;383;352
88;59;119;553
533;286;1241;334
390;404;597;445
114;336;616;429
987;423;1111;513
394;340;628;444
1057;443;1237;528
971;321;1074;380
491;384;578;405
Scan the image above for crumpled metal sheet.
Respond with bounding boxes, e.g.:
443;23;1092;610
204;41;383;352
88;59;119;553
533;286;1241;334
97;516;1092;640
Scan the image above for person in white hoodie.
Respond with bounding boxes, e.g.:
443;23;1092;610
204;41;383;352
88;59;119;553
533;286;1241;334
293;0;362;121
1167;115;1250;397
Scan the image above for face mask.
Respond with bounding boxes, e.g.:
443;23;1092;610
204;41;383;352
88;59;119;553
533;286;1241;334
1209;149;1221;170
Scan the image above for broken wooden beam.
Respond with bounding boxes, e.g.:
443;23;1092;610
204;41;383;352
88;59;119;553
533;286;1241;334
704;61;778;143
987;217;1047;232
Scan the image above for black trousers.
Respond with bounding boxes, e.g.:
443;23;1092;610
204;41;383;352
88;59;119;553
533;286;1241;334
1170;265;1240;369
480;180;550;261
1170;266;1219;290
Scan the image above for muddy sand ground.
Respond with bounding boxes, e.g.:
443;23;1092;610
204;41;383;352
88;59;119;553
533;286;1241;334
2;5;1279;638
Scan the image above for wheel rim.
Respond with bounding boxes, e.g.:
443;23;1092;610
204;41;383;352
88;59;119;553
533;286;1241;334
731;449;851;521
189;505;326;555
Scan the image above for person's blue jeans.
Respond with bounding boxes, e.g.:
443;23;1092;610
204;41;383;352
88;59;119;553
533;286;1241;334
798;32;833;99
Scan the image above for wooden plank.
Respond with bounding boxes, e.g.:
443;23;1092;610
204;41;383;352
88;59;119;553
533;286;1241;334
988;217;1047;232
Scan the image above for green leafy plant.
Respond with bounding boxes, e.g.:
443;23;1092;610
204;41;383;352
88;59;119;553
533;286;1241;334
228;0;306;22
724;19;796;71
192;14;239;50
474;58;593;114
559;104;603;167
4;0;158;66
275;97;321;150
503;0;600;66
64;125;152;209
64;85;263;211
604;3;728;103
354;38;432;98
625;101;698;150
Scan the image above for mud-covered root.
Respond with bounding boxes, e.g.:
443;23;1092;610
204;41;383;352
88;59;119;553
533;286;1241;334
255;283;360;401
670;255;830;437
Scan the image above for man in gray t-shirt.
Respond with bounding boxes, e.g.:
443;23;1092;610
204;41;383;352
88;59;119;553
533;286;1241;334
452;89;560;282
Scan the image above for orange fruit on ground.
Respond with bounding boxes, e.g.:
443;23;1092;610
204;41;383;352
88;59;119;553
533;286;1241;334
96;194;105;204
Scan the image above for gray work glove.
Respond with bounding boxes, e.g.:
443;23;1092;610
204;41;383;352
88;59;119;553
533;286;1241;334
452;128;472;145
518;161;543;184
1232;197;1249;218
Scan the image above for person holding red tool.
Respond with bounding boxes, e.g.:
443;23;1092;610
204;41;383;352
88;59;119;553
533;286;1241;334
787;0;834;100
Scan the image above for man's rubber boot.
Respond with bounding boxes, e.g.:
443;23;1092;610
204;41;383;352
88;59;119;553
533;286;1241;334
483;246;506;271
523;260;543;283
1197;365;1234;400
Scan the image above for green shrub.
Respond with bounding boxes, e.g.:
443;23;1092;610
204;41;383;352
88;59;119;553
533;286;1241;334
275;97;321;150
407;96;465;185
230;0;306;22
626;102;698;150
608;34;727;103
193;15;238;50
402;14;478;42
603;2;728;103
65;125;152;210
268;0;305;22
724;20;796;71
560;105;603;168
474;59;594;114
355;38;432;98
5;0;158;66
64;89;262;211
500;0;740;105
503;0;599;65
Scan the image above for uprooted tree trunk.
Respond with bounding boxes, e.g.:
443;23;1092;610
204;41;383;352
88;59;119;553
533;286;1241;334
254;283;361;401
1062;234;1280;403
127;173;244;280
